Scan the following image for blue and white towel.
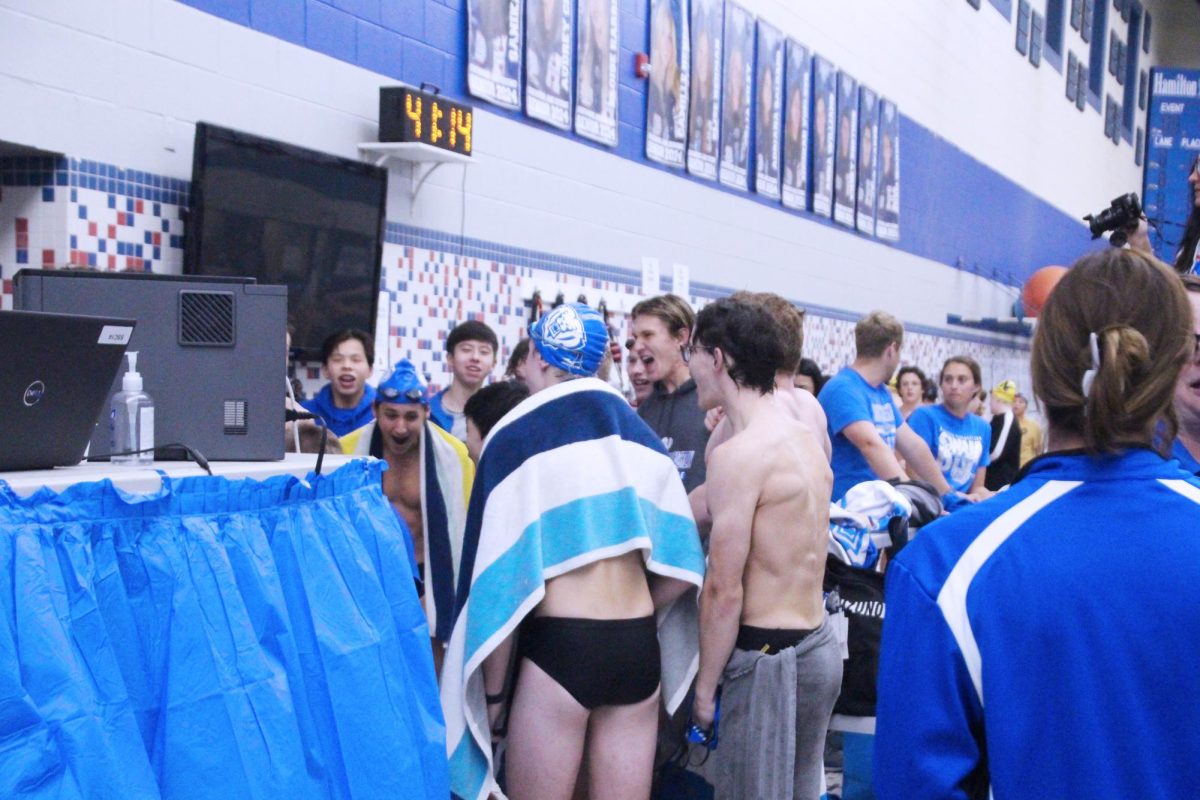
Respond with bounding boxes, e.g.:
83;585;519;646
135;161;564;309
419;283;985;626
440;378;706;800
345;419;474;641
828;480;912;569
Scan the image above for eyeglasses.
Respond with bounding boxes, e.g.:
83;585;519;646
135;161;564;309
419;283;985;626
378;386;425;403
680;343;714;364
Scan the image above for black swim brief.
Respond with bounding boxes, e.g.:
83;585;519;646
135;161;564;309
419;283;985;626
519;615;661;710
735;624;818;656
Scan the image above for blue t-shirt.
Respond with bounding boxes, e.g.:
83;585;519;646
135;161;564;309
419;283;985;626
1172;438;1200;474
907;405;992;493
819;367;903;500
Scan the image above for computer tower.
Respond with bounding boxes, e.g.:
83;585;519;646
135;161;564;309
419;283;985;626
15;269;287;461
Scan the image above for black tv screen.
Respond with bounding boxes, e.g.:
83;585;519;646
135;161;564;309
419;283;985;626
184;123;387;361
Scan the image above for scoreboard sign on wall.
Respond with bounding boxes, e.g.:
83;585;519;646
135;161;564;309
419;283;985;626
1143;68;1200;266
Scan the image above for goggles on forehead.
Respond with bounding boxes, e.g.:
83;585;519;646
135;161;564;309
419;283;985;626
378;386;426;403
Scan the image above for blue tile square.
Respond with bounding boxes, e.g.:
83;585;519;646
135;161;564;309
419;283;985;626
306;1;358;62
78;205;87;220
162;219;171;232
70;189;77;202
99;240;107;253
88;252;97;266
423;2;462;53
153;202;161;217
16;250;28;264
56;171;67;186
356;19;404;76
382;0;422;33
401;36;447;89
70;235;77;249
42;187;55;202
154;247;161;260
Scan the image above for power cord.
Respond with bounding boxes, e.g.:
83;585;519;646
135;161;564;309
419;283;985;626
86;442;213;476
284;408;329;476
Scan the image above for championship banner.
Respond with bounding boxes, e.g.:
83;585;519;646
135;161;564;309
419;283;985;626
811;55;836;217
468;0;522;110
686;0;722;180
647;0;690;167
718;3;753;190
876;98;901;242
575;0;619;145
856;85;878;235
833;70;858;228
525;0;573;129
754;20;784;200
781;39;811;211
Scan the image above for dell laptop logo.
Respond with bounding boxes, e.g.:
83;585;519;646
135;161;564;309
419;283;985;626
23;381;46;407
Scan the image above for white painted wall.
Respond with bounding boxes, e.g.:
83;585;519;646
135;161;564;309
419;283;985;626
1;0;1191;336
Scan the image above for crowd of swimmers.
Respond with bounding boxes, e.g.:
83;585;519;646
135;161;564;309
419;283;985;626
292;245;1200;800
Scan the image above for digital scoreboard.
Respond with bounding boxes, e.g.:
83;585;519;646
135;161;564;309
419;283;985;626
379;87;473;156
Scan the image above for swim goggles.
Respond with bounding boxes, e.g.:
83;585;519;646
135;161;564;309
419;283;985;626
685;687;722;750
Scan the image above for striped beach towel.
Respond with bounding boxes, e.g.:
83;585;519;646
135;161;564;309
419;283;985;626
440;378;705;800
345;419;474;641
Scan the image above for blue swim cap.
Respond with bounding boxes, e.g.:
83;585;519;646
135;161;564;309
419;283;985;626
376;359;428;405
528;303;609;377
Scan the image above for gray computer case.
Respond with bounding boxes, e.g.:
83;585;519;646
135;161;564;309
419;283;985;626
15;269;286;461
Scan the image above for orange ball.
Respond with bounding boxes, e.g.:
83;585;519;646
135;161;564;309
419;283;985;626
1021;266;1068;317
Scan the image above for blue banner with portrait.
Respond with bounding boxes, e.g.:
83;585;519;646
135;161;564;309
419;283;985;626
833;70;859;228
647;0;690;167
468;0;522;110
575;0;619;145
718;3;753;191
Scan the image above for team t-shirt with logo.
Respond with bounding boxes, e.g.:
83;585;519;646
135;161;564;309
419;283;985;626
907;404;992;493
819;367;904;501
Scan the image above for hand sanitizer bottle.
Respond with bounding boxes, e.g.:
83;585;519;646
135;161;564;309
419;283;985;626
110;351;155;465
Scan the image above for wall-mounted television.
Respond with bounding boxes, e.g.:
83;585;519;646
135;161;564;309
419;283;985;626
184;122;387;361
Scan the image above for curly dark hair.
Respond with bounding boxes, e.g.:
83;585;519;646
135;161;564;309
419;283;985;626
693;297;784;394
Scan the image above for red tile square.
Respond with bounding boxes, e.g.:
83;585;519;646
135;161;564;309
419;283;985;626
135;200;144;214
42;249;55;266
16;233;28;248
14;218;27;233
108;225;117;239
88;221;97;236
152;232;161;246
107;255;116;270
3;280;12;294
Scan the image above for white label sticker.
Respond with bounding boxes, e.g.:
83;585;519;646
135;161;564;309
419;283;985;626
99;326;134;346
140;407;154;458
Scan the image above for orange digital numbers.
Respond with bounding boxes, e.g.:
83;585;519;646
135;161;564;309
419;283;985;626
430;101;444;144
404;94;422;140
450;108;472;154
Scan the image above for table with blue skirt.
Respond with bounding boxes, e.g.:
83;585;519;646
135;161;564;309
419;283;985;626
0;456;449;800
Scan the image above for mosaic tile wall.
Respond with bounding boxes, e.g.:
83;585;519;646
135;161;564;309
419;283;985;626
0;156;187;309
0;155;1032;402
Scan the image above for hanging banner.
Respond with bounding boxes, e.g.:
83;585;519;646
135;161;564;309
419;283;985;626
811;56;837;217
646;0;690;167
525;0;573;129
876;98;901;242
781;39;810;211
718;3;753;190
575;0;619;145
754;20;784;200
856;85;878;235
686;0;722;180
468;0;522;110
833;70;858;227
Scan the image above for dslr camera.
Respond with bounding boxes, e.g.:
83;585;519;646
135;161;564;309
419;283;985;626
1084;192;1142;247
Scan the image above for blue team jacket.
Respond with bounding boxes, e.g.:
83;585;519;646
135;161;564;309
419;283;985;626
874;448;1200;800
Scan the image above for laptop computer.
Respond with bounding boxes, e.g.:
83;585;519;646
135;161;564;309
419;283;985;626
0;310;136;472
